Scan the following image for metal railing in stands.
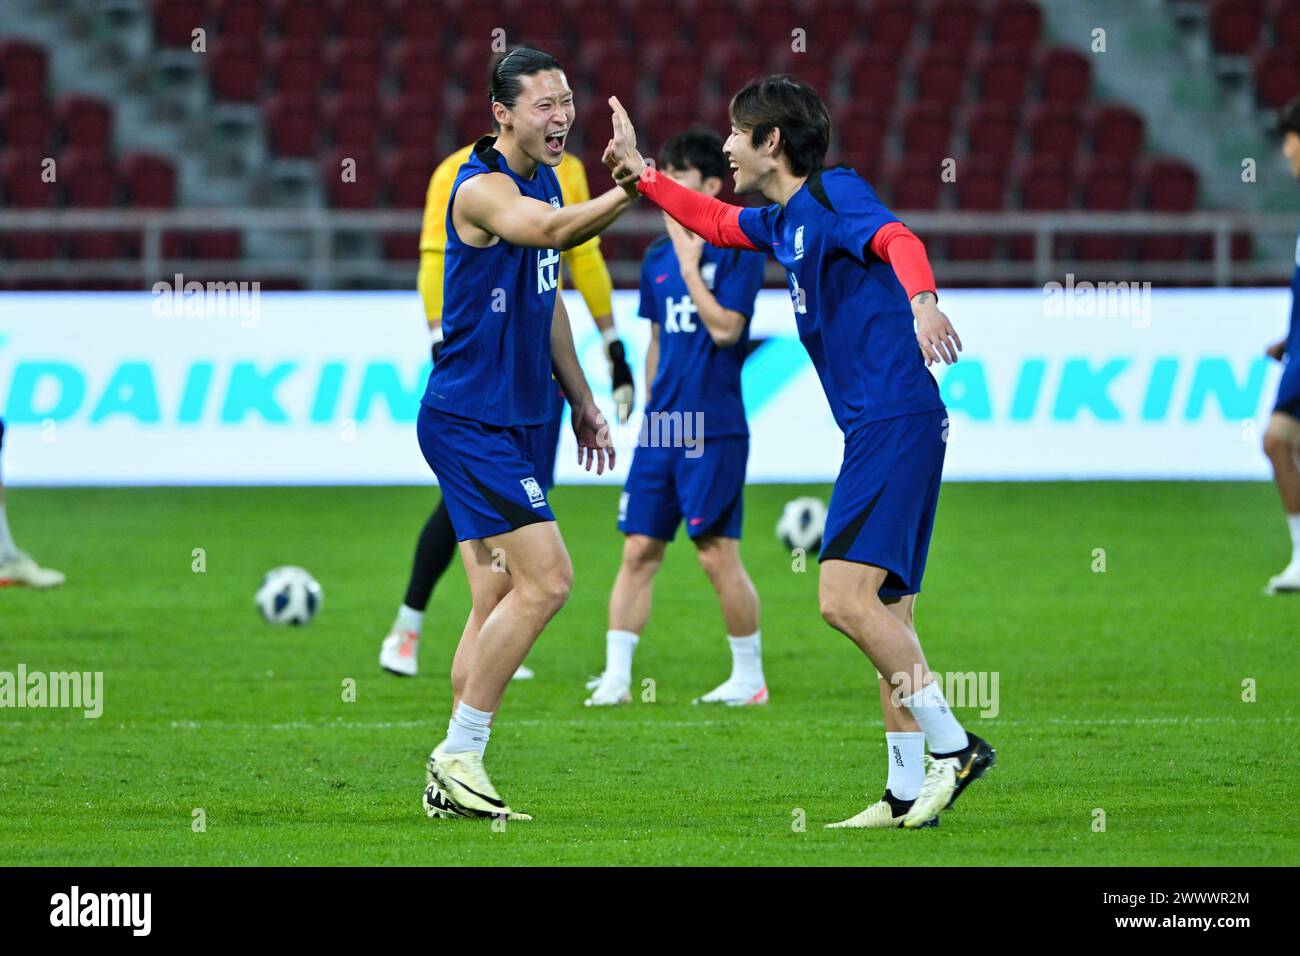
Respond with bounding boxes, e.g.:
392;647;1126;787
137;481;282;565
0;209;1295;288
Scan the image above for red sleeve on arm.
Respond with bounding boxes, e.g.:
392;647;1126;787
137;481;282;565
637;172;759;250
869;222;937;302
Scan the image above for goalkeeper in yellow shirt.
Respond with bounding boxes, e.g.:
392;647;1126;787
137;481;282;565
379;137;635;678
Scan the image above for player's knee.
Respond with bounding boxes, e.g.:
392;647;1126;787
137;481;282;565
525;562;573;612
1263;430;1295;459
818;590;856;634
694;538;734;579
622;537;664;576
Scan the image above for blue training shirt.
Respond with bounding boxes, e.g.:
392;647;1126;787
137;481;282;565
737;166;943;434
1288;228;1300;357
638;236;766;439
422;135;564;427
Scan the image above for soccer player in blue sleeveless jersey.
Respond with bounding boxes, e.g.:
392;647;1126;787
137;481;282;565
1262;95;1300;594
584;129;768;708
418;49;635;821
604;76;995;829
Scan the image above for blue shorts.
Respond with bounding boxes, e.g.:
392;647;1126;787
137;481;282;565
618;436;748;541
417;402;559;542
1274;356;1300;417
819;408;947;598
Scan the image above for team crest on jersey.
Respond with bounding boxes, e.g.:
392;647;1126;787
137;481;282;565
521;476;546;507
549;197;561;209
700;261;717;289
618;491;629;523
794;225;805;260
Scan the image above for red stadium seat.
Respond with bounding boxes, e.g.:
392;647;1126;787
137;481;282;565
1271;0;1300;40
0;149;56;207
913;44;969;107
865;0;917;48
152;0;208;48
4;233;61;259
1208;0;1264;55
268;39;327;95
964;101;1018;161
644;96;696;151
651;44;707;101
0;39;48;93
264;94;321;157
1137;157;1199;260
321;148;380;208
812;0;867;50
390;0;440;40
328;39;384;97
925;0;983;52
209;39;263;102
213;0;269;40
1074;157;1134;260
771;52;835;102
1253;46;1300;108
749;0;807;48
0;92;52;150
119;152;177;207
384;151;434;209
332;0;387;38
454;6;517;50
975;45;1030;106
834;103;888;174
452;97;492;147
1037;47;1091;105
841;45;902;111
1088;103;1144;159
950;156;1007;259
55;95;113;152
382;230;421;261
1026;102;1085;157
61;150;118;207
627;1;683;46
900;101;954;159
990;0;1043;47
714;41;765;97
385;94;440;152
274;0;332;39
1010;155;1073;259
394;40;443;96
326;94;384;151
194;231;243;258
691;4;743;50
884;156;943;209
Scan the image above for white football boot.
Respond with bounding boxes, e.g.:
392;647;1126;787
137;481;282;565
379;630;419;676
0;551;65;589
512;664;535;680
1266;560;1300;594
827;787;940;829
692;676;768;706
584;671;631;706
427;744;530;820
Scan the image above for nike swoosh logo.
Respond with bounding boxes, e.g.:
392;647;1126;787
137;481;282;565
447;774;506;809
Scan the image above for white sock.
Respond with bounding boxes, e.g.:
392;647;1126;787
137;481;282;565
0;503;15;561
604;629;638;684
901;681;969;755
1288;514;1300;563
394;604;424;636
444;702;493;756
727;631;764;684
885;731;926;801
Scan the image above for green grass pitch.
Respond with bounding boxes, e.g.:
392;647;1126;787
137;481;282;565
1;482;1296;866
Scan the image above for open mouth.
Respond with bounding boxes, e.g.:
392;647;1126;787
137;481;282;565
544;131;567;154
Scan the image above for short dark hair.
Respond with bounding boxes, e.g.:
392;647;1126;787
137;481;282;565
728;74;831;177
1280;94;1300;138
487;47;563;129
658;127;729;182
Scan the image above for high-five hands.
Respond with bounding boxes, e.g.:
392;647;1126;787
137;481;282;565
604;96;647;193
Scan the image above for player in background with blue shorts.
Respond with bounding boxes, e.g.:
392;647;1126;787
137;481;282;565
585;129;767;707
418;48;631;820
1262;95;1300;594
605;76;994;829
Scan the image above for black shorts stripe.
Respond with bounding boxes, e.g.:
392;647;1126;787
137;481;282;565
465;467;552;533
819;486;883;562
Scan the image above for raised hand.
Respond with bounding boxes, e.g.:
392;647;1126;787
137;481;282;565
606;96;647;192
572;400;615;475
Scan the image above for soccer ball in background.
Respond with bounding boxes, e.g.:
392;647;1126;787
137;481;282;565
776;497;828;553
256;566;323;626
